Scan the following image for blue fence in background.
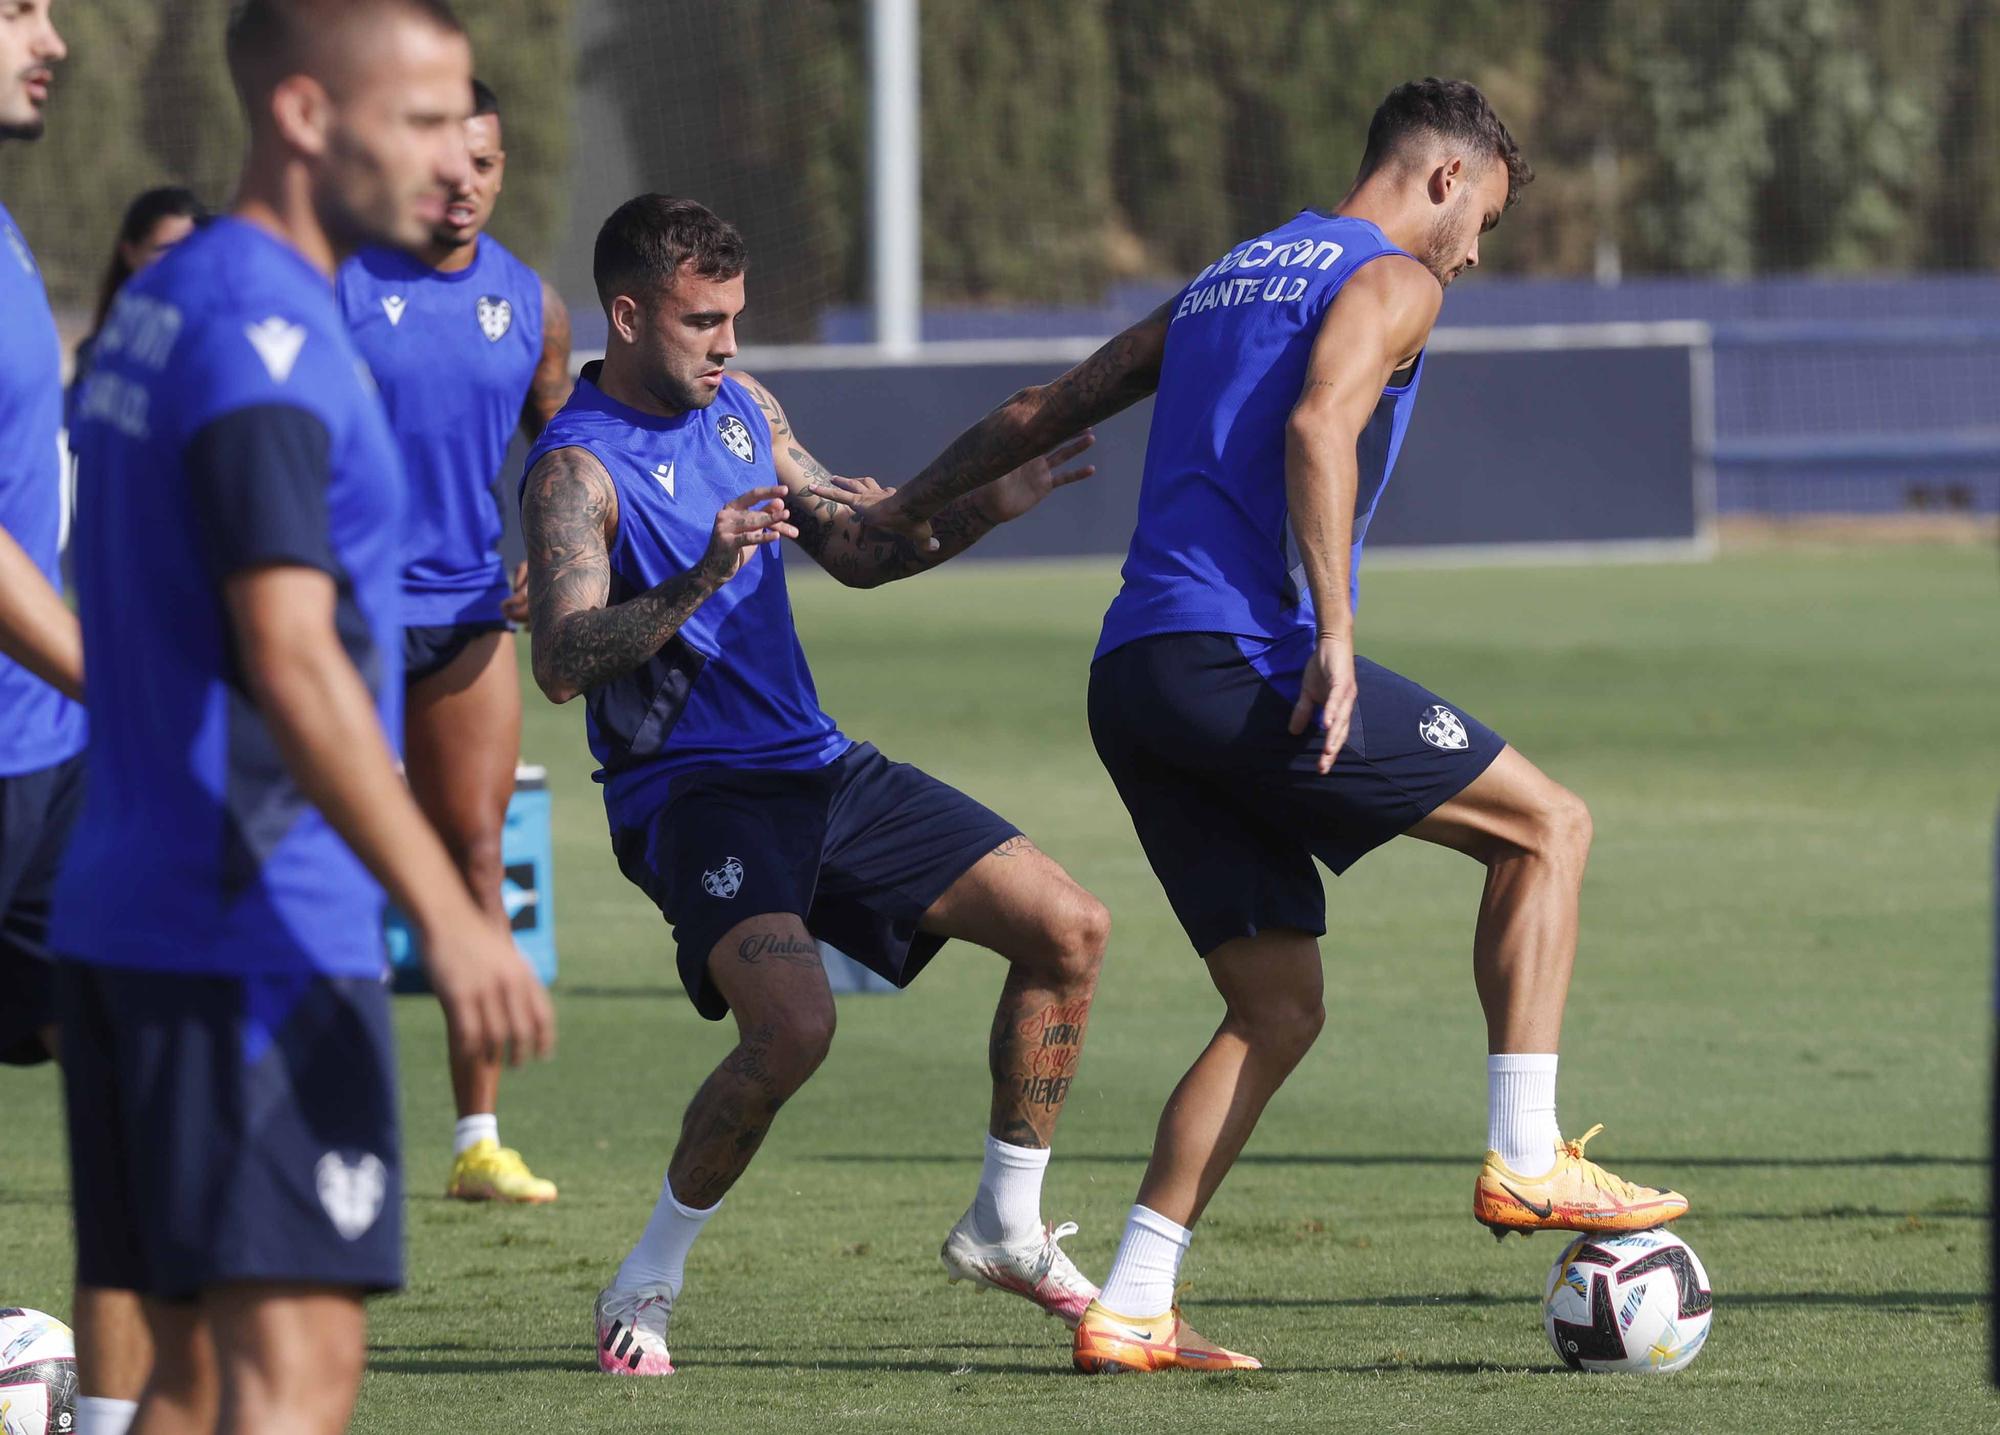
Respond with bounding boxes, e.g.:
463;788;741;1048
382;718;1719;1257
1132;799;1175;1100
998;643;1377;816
811;276;2000;516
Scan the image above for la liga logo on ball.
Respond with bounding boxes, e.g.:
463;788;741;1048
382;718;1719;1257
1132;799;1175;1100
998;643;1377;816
1542;1230;1712;1374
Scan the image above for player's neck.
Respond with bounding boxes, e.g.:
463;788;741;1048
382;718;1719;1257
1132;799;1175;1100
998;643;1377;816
232;155;342;279
595;354;689;421
419;233;480;274
1332;177;1425;257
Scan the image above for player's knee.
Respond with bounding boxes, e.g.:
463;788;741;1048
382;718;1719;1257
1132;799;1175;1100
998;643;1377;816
763;1001;837;1089
1536;786;1593;867
1050;890;1110;985
448;823;506;896
1233;994;1326;1066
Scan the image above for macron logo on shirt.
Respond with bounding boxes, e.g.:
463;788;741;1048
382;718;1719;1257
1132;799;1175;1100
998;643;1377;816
654;462;675;497
245;317;308;384
381;295;407;326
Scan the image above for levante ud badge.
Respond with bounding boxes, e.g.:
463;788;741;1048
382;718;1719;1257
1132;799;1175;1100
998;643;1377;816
476;295;512;342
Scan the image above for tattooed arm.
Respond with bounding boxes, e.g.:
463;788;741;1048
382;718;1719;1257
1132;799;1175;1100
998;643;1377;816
731;371;1094;589
861;303;1171;535
520;445;796;703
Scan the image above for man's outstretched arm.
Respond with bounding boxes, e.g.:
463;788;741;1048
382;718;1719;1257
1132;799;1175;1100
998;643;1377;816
880;302;1170;526
732;371;1093;589
522;444;794;703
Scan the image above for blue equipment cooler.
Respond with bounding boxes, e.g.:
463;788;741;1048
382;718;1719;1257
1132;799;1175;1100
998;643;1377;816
388;764;558;992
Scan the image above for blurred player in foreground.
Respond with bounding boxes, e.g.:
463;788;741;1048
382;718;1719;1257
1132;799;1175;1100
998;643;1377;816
0;9;154;1435
868;78;1689;1373
59;3;551;1431
520;195;1108;1376
340;76;572;1206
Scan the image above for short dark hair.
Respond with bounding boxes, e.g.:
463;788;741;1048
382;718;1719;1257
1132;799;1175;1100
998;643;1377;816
593;195;748;309
470;77;499;121
226;0;465;105
1358;78;1533;210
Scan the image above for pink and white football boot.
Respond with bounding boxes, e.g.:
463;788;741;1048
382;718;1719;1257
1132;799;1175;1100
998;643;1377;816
940;1212;1100;1328
594;1284;676;1376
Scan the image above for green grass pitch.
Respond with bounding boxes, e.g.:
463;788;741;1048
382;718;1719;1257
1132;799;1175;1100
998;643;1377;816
4;545;1993;1432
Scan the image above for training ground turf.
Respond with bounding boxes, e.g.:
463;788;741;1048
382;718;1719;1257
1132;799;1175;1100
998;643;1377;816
4;545;1993;1432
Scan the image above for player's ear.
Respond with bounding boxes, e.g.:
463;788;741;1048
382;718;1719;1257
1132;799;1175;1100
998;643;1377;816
268;73;334;160
609;293;642;346
1430;155;1463;205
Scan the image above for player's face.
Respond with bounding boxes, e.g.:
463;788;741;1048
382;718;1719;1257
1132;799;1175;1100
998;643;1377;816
314;18;474;254
0;0;65;141
1419;156;1510;288
432;113;504;250
120;213;196;275
627;268;744;413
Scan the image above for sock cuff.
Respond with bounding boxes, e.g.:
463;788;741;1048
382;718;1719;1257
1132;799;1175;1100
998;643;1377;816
1487;1053;1558;1075
984;1133;1053;1170
663;1175;721;1222
1128;1203;1193;1249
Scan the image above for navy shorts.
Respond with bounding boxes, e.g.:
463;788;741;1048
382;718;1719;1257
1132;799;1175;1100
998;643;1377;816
613;742;1020;1020
1088;630;1505;956
57;963;403;1301
403;620;508;686
0;754;84;1066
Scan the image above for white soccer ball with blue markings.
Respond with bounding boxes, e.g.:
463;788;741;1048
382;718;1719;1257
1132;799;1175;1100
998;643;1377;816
1542;1230;1711;1374
0;1307;75;1435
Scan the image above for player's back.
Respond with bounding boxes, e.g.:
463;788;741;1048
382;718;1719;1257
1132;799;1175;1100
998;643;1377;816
525;368;847;831
0;200;86;774
338;239;543;624
1097;212;1425;660
60;218;406;977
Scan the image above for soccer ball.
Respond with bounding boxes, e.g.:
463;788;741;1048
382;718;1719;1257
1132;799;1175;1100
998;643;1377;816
1542;1230;1712;1374
0;1308;75;1435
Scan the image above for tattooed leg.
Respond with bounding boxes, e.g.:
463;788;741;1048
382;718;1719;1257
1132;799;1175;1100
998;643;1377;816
665;916;836;1209
923;837;1110;1147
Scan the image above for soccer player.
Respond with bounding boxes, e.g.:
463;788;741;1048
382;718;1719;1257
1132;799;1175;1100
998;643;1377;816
863;79;1690;1372
58;3;552;1432
0;9;155;1435
519;195;1108;1376
340;76;573;1205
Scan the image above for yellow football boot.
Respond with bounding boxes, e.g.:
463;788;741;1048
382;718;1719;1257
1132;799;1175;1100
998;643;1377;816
1072;1300;1263;1374
1474;1124;1686;1239
446;1138;558;1204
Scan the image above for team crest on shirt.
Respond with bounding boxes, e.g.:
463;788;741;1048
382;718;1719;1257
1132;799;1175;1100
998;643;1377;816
1417;704;1470;751
702;856;745;899
476;294;513;342
315;1151;387;1240
717;414;755;463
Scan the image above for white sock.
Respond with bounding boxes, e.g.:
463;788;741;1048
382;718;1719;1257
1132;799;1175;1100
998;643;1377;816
454;1113;499;1156
1098;1204;1191;1317
1488;1053;1560;1177
75;1396;138;1435
614;1172;718;1297
969;1134;1050;1244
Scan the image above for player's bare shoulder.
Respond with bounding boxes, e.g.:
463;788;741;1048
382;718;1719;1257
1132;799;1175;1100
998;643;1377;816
1333;253;1445;359
522;444;619;553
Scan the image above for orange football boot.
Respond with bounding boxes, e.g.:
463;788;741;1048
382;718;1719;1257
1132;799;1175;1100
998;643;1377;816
1072;1300;1262;1374
1474;1124;1688;1239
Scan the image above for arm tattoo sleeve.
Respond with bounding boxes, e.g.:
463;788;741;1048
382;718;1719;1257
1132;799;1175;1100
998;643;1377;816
735;372;1001;588
522;447;720;700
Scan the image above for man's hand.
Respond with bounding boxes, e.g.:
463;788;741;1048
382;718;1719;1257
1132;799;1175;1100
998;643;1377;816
1288;631;1358;775
501;560;529;625
809;432;1096;533
970;431;1097;524
424;914;556;1067
700;486;798;584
